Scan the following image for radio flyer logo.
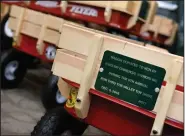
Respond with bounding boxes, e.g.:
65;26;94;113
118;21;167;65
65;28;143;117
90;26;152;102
69;5;98;17
66;87;78;108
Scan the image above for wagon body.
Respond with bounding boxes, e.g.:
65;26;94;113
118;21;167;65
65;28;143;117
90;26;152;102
51;22;183;135
6;4;183;135
2;1;158;44
62;81;183;135
7;5;146;62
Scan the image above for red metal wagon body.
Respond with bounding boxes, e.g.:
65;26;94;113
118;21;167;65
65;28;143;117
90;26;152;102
2;0;163;51
4;3;183;135
63;79;183;135
52;23;183;136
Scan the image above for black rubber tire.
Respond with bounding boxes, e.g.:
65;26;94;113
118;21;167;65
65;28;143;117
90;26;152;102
28;58;41;69
1;49;33;89
41;74;66;110
1;14;13;51
31;107;88;136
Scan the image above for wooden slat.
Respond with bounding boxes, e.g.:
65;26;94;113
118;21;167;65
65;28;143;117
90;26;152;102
60;1;68;13
52;49;183;123
154;86;183;123
148;15;177;38
57;24;183;73
23;8;45;26
75;35;103;118
36;15;48;54
151;59;182;135
146;1;158;24
145;44;169;53
46;15;64;30
104;1;112;22
140;1;158;33
9;17;60;45
14;7;26;46
126;1;135;15
21;20;40;36
10;5;23;18
58;24;130;56
8;17;18;30
10;5;64;31
53;46;183;88
158;18;174;36
165;23;178;46
127;1;142;29
44;29;60;45
58;24;96;55
57;78;72;99
148;15;161;38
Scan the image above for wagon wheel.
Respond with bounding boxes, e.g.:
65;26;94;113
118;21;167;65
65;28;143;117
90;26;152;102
41;74;67;110
1;49;36;89
31;107;88;136
1;14;13;51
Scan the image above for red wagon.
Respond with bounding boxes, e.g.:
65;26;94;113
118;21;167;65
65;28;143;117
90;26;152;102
2;0;157;44
32;21;183;135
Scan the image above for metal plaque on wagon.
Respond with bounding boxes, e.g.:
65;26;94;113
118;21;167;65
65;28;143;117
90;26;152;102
95;51;166;110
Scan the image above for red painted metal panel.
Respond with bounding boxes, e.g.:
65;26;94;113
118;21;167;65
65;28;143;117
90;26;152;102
63;78;183;132
13;35;54;62
65;95;183;136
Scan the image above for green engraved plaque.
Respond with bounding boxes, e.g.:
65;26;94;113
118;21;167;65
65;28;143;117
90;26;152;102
95;51;166;110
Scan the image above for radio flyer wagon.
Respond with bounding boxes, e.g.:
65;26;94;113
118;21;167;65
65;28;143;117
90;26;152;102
1;1;157;109
32;18;183;135
2;0;157;43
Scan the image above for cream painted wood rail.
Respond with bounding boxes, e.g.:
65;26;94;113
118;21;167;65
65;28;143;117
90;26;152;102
52;23;183;136
151;59;183;135
143;15;178;46
8;5;64;54
7;5;183;135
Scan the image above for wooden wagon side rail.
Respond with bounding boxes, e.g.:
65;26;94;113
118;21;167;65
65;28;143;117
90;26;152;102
8;5;64;55
6;4;183;135
51;23;183;135
61;1;139;24
60;1;157;29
